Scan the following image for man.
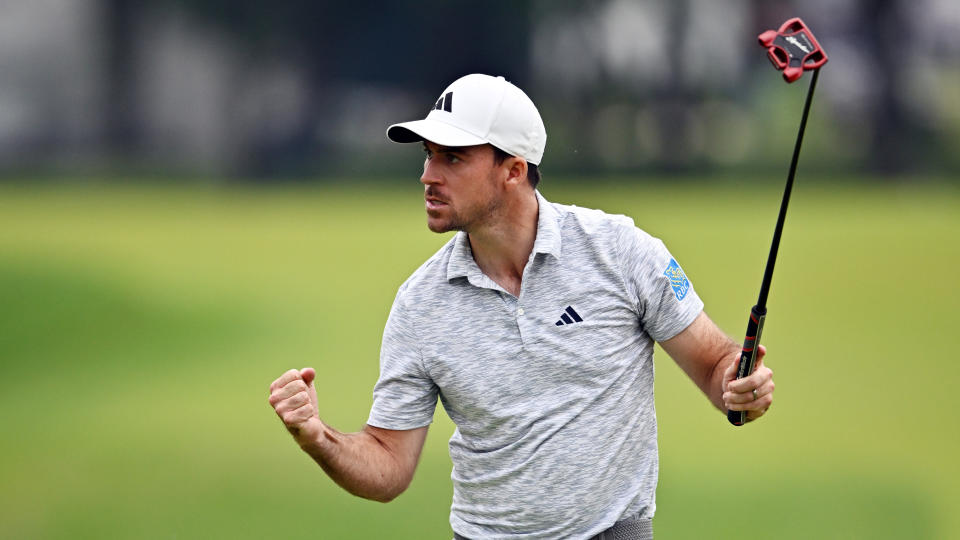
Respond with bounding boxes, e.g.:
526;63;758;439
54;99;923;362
268;74;774;539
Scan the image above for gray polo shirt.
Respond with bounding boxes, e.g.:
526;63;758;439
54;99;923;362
368;192;703;539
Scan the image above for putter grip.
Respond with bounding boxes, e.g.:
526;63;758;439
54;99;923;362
727;305;766;426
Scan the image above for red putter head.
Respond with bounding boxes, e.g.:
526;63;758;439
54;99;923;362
758;18;828;83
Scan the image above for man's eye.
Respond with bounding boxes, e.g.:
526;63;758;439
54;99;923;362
446;154;460;164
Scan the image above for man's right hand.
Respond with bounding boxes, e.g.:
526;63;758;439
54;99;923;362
269;368;321;442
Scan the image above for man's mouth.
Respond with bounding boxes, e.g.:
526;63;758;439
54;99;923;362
425;195;448;210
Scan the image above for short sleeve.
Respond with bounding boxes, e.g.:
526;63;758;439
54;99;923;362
366;289;439;430
617;226;704;342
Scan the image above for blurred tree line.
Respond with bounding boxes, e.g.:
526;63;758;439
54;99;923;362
102;0;535;176
2;0;958;180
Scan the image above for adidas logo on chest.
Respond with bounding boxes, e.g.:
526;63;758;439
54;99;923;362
554;306;583;326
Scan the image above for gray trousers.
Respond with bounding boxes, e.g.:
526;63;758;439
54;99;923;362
453;516;653;540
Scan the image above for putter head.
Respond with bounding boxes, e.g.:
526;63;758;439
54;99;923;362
758;18;828;83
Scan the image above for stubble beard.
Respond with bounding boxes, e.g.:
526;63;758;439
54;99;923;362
428;190;503;234
428;168;504;234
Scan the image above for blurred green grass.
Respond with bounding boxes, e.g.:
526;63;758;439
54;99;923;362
0;179;957;539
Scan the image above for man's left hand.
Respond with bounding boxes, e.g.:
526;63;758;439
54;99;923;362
721;345;773;422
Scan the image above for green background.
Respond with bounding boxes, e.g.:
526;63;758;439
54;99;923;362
1;179;957;539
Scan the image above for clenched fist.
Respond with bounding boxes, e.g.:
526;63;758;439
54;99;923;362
269;368;321;442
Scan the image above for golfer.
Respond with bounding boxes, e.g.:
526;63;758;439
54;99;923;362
269;74;775;539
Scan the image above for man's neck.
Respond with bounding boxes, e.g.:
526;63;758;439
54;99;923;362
467;191;539;297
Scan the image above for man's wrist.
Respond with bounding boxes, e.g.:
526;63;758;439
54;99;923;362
290;417;325;448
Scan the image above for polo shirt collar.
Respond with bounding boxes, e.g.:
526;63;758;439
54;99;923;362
532;190;562;258
446;190;562;282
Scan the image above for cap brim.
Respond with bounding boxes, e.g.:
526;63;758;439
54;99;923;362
386;119;487;147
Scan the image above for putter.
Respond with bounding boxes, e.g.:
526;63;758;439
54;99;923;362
727;18;828;426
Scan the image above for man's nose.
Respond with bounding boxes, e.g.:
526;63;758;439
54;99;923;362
420;159;442;186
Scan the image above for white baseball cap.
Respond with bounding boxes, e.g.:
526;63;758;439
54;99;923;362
387;74;546;165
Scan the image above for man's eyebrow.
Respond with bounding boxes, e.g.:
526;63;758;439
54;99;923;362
423;143;468;154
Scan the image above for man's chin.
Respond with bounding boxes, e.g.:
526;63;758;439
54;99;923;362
426;220;454;233
426;216;462;234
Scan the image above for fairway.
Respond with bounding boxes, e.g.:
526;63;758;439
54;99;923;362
1;179;957;539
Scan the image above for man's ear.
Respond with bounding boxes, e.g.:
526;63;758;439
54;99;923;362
503;156;528;188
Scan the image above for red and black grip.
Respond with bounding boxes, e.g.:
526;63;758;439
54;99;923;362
727;305;766;426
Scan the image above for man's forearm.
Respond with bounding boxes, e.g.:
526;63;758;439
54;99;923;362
269;369;426;501
661;312;740;412
292;420;411;503
704;340;741;411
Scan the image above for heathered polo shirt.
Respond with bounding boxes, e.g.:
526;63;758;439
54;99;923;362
368;191;704;539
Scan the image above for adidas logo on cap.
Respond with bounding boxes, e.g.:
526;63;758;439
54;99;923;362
433;92;453;112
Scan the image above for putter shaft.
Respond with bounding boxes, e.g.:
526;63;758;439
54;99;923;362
727;68;821;427
757;67;820;310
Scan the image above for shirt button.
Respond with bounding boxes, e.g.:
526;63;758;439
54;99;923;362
517;308;525;316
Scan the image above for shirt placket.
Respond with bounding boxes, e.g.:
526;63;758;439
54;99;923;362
513;252;544;346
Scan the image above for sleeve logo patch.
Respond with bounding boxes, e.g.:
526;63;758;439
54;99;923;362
663;258;690;301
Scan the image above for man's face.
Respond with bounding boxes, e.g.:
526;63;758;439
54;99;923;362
420;142;505;234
